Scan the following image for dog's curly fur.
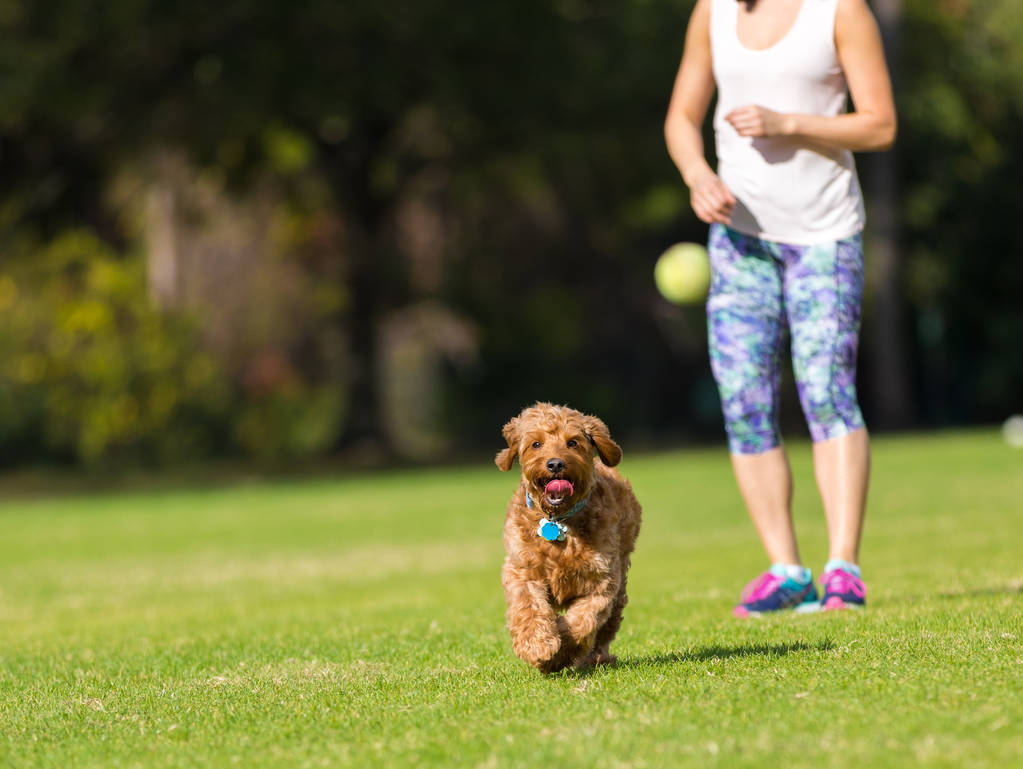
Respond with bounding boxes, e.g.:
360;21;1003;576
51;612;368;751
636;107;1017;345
496;403;641;673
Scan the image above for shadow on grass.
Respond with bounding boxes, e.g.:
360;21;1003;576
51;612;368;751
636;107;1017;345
562;638;835;679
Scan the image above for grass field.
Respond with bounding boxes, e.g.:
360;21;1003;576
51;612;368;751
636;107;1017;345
1;430;1021;768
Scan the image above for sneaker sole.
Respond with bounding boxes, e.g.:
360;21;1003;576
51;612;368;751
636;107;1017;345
821;596;864;611
733;600;821;618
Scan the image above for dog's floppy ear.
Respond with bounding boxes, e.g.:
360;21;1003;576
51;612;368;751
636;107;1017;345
495;416;521;471
584;415;623;467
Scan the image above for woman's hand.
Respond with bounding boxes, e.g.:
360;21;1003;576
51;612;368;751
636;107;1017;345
724;105;793;138
689;170;736;225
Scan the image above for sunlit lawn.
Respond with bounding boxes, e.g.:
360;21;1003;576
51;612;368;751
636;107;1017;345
1;430;1021;768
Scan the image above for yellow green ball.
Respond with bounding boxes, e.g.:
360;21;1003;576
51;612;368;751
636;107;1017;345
654;242;711;304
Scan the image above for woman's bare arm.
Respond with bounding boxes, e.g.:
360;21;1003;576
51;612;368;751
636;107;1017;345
664;0;736;224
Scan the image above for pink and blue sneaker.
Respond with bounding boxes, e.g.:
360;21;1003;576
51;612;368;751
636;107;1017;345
820;560;866;610
733;564;819;617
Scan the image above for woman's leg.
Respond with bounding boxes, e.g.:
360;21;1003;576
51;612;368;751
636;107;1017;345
730;447;800;565
707;225;801;566
783;234;869;566
812;428;869;564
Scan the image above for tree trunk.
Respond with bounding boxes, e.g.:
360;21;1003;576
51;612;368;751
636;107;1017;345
341;234;389;454
331;128;394;457
145;184;180;308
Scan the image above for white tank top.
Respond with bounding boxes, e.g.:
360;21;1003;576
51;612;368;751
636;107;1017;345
710;0;865;244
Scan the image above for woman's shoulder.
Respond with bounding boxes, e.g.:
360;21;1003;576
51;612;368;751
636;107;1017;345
834;0;883;49
687;0;713;37
835;0;878;29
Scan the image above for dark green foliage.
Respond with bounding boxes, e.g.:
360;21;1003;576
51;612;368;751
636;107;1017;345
0;0;1019;465
0;232;229;464
0;232;346;464
899;0;1023;424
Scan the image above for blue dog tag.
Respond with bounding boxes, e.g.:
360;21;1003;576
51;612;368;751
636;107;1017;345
537;519;566;542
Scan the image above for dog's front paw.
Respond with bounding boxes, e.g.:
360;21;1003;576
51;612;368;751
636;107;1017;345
536;626;576;674
529;616;588;673
559;615;595;658
574;649;617;670
536;646;575;674
513;629;562;669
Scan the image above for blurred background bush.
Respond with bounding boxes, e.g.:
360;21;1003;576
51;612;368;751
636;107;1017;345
0;0;1019;467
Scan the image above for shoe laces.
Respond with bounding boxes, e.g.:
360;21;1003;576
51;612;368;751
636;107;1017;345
740;571;783;602
822;568;865;598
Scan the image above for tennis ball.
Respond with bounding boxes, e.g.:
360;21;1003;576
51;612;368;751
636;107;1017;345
654;242;711;304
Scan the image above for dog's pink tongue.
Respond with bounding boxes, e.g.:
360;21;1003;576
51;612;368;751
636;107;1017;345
545;479;574;497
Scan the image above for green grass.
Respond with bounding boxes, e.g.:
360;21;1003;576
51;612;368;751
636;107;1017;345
1;430;1021;768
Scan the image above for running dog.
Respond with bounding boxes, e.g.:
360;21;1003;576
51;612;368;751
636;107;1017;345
496;403;641;673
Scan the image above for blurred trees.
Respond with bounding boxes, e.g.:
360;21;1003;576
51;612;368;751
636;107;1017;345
0;231;228;463
898;0;1023;425
0;0;1019;466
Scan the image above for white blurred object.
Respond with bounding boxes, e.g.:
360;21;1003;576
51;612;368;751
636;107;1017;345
1002;415;1023;448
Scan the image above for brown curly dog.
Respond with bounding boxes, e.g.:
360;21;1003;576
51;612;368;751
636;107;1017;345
496;402;642;673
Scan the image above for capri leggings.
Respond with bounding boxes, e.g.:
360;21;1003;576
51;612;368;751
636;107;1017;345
707;223;866;455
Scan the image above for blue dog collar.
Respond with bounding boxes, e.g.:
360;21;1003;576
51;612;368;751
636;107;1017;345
525;488;592;541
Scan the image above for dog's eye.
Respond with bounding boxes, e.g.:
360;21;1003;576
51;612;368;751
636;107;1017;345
566;439;578;448
531;441;542;449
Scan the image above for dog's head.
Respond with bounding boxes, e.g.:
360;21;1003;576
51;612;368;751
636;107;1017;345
495;402;622;510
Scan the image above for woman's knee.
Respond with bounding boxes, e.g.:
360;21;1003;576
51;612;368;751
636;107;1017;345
798;380;864;442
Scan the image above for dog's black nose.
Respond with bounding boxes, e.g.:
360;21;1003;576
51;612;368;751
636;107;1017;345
546;458;565;474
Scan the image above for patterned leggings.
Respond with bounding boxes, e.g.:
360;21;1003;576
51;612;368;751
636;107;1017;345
707;223;866;455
